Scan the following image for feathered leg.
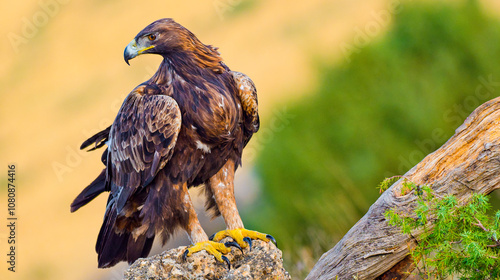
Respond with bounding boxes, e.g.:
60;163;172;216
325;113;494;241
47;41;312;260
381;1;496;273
181;182;239;268
207;159;276;250
181;182;210;243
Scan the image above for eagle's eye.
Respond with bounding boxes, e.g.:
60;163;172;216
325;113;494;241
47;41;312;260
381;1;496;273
147;34;156;41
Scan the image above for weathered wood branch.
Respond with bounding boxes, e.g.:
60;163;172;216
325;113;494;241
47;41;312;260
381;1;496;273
306;97;500;280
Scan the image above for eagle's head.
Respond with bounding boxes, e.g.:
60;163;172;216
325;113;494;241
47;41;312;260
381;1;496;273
123;18;220;67
124;18;186;65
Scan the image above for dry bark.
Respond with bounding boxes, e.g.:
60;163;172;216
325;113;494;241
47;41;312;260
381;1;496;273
307;97;500;280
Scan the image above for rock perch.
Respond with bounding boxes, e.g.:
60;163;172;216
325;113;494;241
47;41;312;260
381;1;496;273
124;239;291;279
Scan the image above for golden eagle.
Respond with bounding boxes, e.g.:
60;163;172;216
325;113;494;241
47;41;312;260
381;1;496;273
71;18;275;268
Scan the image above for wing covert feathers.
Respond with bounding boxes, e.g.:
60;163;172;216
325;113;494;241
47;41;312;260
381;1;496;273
109;87;181;191
231;71;259;138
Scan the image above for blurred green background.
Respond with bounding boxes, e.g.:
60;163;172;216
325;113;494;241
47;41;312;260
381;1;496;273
247;0;500;278
2;0;500;279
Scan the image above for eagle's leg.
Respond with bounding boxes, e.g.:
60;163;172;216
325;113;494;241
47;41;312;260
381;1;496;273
208;159;276;250
181;182;240;268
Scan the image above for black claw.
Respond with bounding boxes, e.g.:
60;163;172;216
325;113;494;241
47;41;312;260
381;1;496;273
182;249;189;262
266;234;277;247
221;255;231;270
243;237;252;251
209;233;215;240
225;241;243;254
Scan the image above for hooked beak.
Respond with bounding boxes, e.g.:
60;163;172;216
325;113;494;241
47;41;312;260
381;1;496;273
124;39;155;65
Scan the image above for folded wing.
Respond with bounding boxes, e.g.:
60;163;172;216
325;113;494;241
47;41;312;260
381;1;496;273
108;85;181;210
97;85;182;267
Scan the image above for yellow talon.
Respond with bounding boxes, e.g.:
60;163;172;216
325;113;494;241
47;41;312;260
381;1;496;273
210;228;276;249
182;240;244;269
183;241;230;263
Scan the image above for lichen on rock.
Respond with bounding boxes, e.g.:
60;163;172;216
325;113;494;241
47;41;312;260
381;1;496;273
123;239;291;280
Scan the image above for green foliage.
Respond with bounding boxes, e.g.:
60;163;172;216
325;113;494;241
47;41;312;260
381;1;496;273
378;175;402;193
386;184;500;279
246;0;500;277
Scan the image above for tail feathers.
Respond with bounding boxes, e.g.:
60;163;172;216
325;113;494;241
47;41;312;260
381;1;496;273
96;198;154;268
140;173;189;244
81;125;111;151
126;234;154;264
96;207;128;268
95;171;190;268
71;169;107;212
203;185;221;219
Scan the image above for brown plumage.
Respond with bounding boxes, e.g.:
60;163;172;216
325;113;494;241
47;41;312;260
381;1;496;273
71;18;261;268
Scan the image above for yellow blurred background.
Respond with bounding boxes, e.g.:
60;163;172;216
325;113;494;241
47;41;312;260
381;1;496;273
2;0;500;279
